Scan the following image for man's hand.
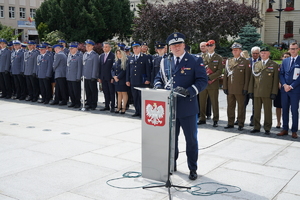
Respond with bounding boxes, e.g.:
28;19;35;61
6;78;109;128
270;94;276;100
223;89;228;95
249;93;254;99
126;81;130;87
144;80;150;85
284;84;291;92
98;79;102;83
174;86;189;96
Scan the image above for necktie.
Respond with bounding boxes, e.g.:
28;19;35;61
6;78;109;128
135;56;138;61
290;58;295;70
104;53;107;62
253;59;256;62
175;57;180;67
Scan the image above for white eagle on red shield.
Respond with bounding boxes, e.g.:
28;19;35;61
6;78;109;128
145;101;165;126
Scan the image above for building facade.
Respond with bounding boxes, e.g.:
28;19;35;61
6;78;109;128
0;0;44;42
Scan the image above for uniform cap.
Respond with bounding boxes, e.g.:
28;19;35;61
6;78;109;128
21;43;27;48
39;44;47;49
166;32;185;45
206;40;215;46
155;42;166;49
42;42;51;47
231;42;242;49
58;39;66;43
85;39;95;46
131;41;141;47
142;42;148;46
0;38;8;44
52;44;63;49
69;42;78;48
124;46;131;51
13;40;21;45
260;46;270;52
27;40;36;45
7;41;13;47
117;43;126;47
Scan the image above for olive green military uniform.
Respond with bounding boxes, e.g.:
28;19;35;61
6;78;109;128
223;57;251;127
248;60;279;131
199;52;223;122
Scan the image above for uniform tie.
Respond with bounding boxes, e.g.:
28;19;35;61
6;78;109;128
175;57;180;67
290;58;295;71
135;55;138;61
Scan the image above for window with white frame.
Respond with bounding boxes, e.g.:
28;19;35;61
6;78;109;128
9;7;15;19
20;8;26;19
30;8;36;18
0;6;4;18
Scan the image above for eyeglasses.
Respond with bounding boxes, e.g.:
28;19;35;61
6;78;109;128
289;48;298;50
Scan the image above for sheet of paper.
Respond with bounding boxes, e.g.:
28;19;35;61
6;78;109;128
293;68;300;80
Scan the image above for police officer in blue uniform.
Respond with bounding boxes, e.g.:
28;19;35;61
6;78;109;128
126;41;151;117
66;42;82;108
50;44;68;105
154;32;208;180
151;42;166;86
58;39;70;56
82;39;99;110
36;43;53;104
23;40;40;102
0;39;12;99
11;40;26;100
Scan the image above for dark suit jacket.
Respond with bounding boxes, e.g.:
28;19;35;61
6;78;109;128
126;53;151;86
99;51;115;81
280;56;300;93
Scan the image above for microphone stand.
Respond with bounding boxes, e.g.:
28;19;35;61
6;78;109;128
143;53;191;200
80;76;86;111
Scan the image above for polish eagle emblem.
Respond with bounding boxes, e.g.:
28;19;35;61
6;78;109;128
145;102;165;126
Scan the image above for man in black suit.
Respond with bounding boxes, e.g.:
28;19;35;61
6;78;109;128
99;42;115;112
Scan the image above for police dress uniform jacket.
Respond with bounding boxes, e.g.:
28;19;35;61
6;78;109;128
63;48;69;56
53;51;67;79
280;56;300;93
99;52;115;81
223;57;251;94
0;48;11;73
36;53;53;79
248;60;279;97
151;55;164;85
11;49;25;75
111;59;126;86
126;53;151;86
23;49;39;76
82;51;99;80
202;52;223;89
66;51;83;81
154;53;208;118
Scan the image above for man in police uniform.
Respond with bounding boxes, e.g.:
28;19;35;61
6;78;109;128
58;39;69;56
23;40;40;102
126;41;151;117
82;39;99;110
278;42;300;139
223;42;251;130
66;42;82;108
248;47;278;134
150;42;166;86
0;39;12;99
198;40;223;127
154;32;207;180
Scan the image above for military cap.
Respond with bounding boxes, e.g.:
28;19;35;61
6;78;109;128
85;39;95;46
206;40;215;46
13;40;21;45
131;41;141;47
69;42;78;48
155;42;166;49
58;39;66;43
124;46;131;51
166;32;185;45
7;41;13;47
47;45;52;48
42;42;50;47
142;42;148;46
260;46;270;52
231;42;242;49
0;38;8;44
21;43;27;48
52;44;63;49
27;40;36;45
38;44;47;49
118;43;125;48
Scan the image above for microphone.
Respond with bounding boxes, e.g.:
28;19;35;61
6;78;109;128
167;52;173;60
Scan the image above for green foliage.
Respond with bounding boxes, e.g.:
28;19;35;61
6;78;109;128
216;39;234;58
43;30;65;45
35;0;134;43
267;45;286;60
0;23;22;41
235;24;263;53
37;22;49;41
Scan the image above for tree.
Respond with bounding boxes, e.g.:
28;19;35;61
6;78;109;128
0;23;22;41
43;30;65;45
235;23;263;53
35;0;133;43
133;0;262;50
37;22;49;41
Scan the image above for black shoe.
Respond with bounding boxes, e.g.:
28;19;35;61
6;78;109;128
110;109;115;113
206;116;211;120
197;120;206;125
250;129;260;133
50;101;59;105
5;96;11;99
100;107;110;111
59;102;67;106
44;101;49;104
90;107;96;110
249;122;254;126
224;125;234;129
115;110;120;113
68;104;75;107
132;113;140;117
189;170;197;180
19;97;26;100
238;126;243;131
265;130;270;135
213;121;218;127
38;100;45;103
26;97;32;101
0;95;6;98
32;98;37;102
74;104;80;108
234;120;239;125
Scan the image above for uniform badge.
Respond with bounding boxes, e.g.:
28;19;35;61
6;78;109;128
185;58;188;61
268;73;271;76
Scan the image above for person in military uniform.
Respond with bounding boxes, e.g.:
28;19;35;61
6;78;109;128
66;42;82;108
223;42;251;130
154;32;207;180
82;39;99;110
126;41;151;117
150;42;166;86
248;47;279;135
11;40;26;100
124;46;131;56
0;39;12;99
198;40;223;127
141;42;149;55
99;42;115;112
36;43;53;104
23;40;40;102
58;39;69;56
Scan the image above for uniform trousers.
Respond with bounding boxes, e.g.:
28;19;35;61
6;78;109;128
199;89;219;121
244;94;254;123
39;78;52;102
227;93;246;127
102;79;115;109
54;77;68;103
26;75;39;100
175;114;198;171
0;72;12;97
67;81;81;106
253;97;272;131
84;79;98;109
13;74;27;98
131;85;142;115
281;89;300;133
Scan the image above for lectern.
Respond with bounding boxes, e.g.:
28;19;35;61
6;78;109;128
136;87;176;182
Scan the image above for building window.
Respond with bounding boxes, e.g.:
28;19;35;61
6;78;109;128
20;8;26;19
285;21;293;34
9;7;15;19
286;0;294;8
252;0;259;9
30;9;36;18
0;6;3;18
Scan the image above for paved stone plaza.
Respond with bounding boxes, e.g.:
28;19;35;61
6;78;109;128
0;91;299;200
